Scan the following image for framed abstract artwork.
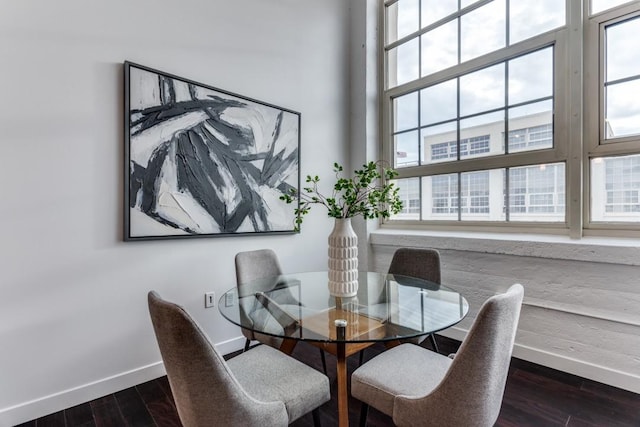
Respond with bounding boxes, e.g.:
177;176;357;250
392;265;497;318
124;62;300;240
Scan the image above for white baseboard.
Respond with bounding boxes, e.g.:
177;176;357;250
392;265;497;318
513;343;640;394
0;336;247;427
215;335;246;356
439;327;640;394
0;362;166;427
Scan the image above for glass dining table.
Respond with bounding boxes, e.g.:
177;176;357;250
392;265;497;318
218;271;469;427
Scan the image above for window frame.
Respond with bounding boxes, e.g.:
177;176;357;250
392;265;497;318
584;2;640;234
380;0;640;237
381;0;571;232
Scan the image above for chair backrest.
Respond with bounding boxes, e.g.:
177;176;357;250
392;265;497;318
147;291;287;427
388;248;441;284
235;249;283;286
235;249;294;348
393;284;524;427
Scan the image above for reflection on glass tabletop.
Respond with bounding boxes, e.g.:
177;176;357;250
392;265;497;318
218;271;469;344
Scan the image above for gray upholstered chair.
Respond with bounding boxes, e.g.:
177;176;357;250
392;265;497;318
148;291;330;427
387;247;442;352
235;249;329;374
235;249;287;351
352;284;524;427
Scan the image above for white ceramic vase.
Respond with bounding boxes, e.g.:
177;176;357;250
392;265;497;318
327;218;358;297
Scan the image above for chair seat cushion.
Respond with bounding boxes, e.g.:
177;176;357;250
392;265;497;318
351;343;452;416
228;345;330;422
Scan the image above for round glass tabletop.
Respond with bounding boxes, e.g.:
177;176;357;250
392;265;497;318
218;271;469;344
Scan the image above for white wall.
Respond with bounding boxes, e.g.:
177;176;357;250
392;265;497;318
0;1;350;424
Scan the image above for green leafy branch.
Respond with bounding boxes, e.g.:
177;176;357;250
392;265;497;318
280;161;403;231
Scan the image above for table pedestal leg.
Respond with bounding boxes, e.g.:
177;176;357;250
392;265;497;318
336;340;349;427
334;320;349;426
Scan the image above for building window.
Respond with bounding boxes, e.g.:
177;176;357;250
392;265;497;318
463;171;490;215
431;135;490;161
508;124;553;152
394;177;421;219
605;156;640;213
508;163;565;221
431;174;458;215
591;154;640;221
384;0;640;235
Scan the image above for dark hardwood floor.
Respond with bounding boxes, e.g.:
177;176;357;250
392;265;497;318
16;336;640;427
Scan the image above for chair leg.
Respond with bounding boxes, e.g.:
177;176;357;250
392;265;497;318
428;333;439;354
359;402;369;427
319;349;327;375
358;349;364;366
243;338;251;352
312;407;322;427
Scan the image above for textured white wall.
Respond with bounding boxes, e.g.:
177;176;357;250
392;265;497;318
349;0;381;272
0;0;349;424
370;231;640;394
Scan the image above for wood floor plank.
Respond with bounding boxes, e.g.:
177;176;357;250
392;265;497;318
500;370;572;425
89;395;124;427
114;387;155;426
580;378;640;410
495;400;567;427
354;405;393;427
511;358;583;388
136;379;181;427
64;402;95;427
33;411;65;427
155;377;175;406
509;369;640;427
566;415;608;427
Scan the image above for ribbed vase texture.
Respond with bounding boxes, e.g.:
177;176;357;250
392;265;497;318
328;218;358;297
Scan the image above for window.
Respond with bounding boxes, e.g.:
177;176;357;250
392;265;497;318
383;0;640;236
394;177;421;219
603;15;640;139
392;47;555;170
604;157;640;212
592;0;637;14
430;135;490;161
431;174;457;215
509;163;565;220
508;124;553;152
423;172;493;218
591;154;640;221
586;2;640;228
463;171;490;215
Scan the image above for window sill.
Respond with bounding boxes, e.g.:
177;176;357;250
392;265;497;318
370;228;640;266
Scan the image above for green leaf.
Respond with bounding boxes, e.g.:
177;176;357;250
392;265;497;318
282;160;401;229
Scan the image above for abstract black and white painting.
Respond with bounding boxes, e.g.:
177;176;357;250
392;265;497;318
124;62;300;240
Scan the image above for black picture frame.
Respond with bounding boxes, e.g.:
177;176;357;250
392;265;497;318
124;62;300;241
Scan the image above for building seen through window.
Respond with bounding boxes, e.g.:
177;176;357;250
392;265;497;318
393;112;566;222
